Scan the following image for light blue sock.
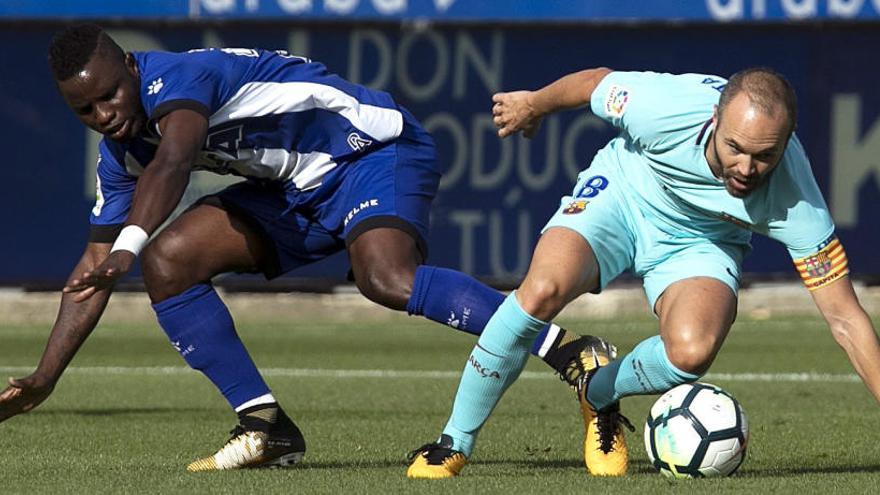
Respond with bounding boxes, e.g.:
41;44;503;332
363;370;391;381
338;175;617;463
587;335;700;411
440;293;546;457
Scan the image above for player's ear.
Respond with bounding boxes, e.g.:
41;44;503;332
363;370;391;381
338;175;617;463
125;52;139;77
712;104;719;125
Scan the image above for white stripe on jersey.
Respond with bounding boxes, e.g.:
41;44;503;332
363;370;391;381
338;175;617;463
223;147;336;191
209;81;404;142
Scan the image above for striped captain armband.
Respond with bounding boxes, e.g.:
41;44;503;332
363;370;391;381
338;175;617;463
793;236;849;291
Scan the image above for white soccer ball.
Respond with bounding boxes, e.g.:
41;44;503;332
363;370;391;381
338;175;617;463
644;382;748;478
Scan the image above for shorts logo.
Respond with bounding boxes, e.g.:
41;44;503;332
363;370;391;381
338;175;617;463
347;132;373;151
605;85;630;117
344;198;379;226
563;199;589;215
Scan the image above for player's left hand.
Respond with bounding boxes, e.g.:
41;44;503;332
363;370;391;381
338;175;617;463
63;250;136;302
0;374;55;423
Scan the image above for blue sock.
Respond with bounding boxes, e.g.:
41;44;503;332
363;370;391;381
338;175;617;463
152;283;271;410
407;266;551;353
441;293;546;457
587;335;700;411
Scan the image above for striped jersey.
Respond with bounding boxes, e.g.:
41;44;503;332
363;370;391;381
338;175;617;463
91;48;405;228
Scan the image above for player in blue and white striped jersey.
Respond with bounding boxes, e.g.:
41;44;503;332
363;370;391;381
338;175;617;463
0;24;608;471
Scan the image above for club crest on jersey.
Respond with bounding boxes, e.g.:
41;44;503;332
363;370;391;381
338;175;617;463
605;84;630;117
563;199;589;215
147;78;164;95
347;132;373;151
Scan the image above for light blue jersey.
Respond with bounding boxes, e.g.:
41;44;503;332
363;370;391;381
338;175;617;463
590;71;834;259
545;71;847;307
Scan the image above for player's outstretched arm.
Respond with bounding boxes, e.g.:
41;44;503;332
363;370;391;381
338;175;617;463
810;276;880;405
63;109;208;302
0;242;114;423
492;67;612;138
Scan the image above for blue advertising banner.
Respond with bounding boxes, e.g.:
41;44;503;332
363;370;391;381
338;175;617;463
4;1;880;22
0;24;878;284
193;0;880;22
0;0;187;17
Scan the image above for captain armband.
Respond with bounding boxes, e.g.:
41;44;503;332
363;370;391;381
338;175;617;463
793;236;849;291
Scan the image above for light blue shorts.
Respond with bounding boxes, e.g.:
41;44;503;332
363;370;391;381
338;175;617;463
542;160;745;312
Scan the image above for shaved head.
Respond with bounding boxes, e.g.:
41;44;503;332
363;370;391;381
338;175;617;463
717;68;797;136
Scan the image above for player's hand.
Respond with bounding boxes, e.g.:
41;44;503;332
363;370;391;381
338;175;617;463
63;250;136;302
492;90;543;139
0;374;55;423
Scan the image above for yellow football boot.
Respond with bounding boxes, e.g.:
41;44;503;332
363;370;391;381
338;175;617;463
406;435;467;479
580;395;634;476
575;344;634;477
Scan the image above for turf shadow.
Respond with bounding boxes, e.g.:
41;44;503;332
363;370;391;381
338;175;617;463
32;407;206;417
297;460;409;470
742;464;880;477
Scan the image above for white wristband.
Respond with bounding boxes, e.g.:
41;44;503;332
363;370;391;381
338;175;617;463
110;225;150;256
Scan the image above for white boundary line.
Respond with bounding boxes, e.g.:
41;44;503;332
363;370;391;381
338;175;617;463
0;366;861;383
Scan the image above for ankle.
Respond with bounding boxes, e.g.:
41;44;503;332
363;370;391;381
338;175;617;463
237;402;282;432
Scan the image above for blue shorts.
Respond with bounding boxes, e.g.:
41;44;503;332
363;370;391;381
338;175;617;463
542;159;746;312
207;110;441;279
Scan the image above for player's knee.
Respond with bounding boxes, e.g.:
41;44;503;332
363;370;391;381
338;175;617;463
664;330;718;375
142;231;197;301
517;276;568;321
354;264;415;311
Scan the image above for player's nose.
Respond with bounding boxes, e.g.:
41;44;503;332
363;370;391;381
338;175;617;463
94;103;115;126
737;157;756;179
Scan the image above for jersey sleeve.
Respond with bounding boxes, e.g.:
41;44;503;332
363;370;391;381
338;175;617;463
589;71;723;151
763;137;849;290
139;52;223;129
89;139;137;243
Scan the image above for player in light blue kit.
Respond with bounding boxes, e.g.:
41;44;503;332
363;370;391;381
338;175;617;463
407;67;880;478
0;25;607;471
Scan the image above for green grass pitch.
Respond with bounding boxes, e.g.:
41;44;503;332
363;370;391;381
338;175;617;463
1;314;879;493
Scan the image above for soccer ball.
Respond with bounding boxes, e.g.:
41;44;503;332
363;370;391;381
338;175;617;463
644;382;748;478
